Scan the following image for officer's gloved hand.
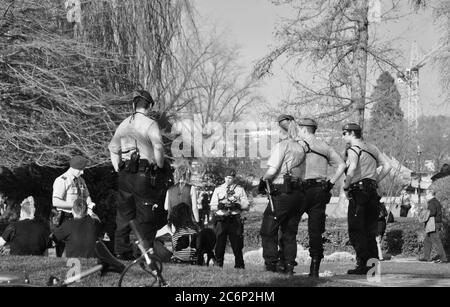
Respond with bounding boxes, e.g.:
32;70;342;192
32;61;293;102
325;180;334;193
258;178;267;195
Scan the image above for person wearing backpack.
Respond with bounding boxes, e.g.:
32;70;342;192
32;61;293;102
342;123;392;275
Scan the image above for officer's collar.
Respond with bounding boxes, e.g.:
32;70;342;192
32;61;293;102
67;169;81;181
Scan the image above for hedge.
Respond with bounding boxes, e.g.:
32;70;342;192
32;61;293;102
243;214;450;258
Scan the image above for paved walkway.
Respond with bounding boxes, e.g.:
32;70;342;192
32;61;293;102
336;273;450;287
331;258;450;287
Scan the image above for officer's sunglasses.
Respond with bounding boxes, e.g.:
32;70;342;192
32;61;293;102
342;131;350;136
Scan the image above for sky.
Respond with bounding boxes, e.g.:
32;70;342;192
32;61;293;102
193;0;449;119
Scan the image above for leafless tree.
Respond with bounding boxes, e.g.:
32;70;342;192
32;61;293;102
183;40;263;124
254;0;432;128
0;0;261;169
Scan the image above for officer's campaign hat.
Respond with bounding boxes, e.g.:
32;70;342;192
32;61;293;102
277;114;294;123
133;90;154;107
70;156;88;170
298;118;318;128
342;123;362;132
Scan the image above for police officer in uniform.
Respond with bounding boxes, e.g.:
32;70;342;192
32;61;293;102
259;117;306;276
108;90;168;260
296;118;346;278
52;155;96;257
342;123;392;275
210;169;249;269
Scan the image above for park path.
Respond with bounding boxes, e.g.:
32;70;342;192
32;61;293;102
330;258;450;287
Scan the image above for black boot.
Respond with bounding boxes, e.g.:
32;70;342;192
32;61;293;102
347;257;370;275
276;261;286;274
265;262;278;273
309;257;321;278
347;266;371;275
285;264;295;277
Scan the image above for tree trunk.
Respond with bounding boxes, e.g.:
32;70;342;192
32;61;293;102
350;0;369;129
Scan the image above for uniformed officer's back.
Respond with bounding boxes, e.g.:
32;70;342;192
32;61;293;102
294;118;346;278
110;113;159;164
108;90;167;260
268;138;306;183
342;123;392;275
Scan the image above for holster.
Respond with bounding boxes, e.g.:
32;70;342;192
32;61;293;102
349;179;377;194
127;151;140;173
283;174;293;194
144;163;159;187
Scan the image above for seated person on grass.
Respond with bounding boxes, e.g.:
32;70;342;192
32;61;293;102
0;196;51;256
169;202;200;264
0;191;19;225
53;199;100;258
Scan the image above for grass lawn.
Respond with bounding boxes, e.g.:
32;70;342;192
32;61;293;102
2;255;450;287
0;255;369;287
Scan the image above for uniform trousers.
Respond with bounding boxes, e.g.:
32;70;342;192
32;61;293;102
260;188;304;266
348;187;380;266
214;215;244;268
300;184;332;259
114;168;167;255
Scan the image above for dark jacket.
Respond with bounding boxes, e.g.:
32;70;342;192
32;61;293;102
53;216;100;258
2;219;51;256
428;198;443;224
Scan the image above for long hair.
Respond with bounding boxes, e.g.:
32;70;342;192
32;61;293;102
173;159;192;184
168;203;198;231
286;120;301;141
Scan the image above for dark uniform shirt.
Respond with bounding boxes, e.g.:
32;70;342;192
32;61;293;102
2;219;50;256
53;216;100;258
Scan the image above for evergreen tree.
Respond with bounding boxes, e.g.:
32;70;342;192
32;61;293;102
368;72;407;156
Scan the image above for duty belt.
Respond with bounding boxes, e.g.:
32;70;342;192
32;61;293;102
274;180;303;191
303;179;327;188
121;159;153;172
349;178;378;191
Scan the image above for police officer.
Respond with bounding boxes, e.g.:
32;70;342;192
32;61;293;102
52;155;96;257
210;169;249;269
259;117;306;276
342;123;392;275
108;90;167;260
296;118;346;278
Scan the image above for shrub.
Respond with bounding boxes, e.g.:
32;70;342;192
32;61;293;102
242;215;450;258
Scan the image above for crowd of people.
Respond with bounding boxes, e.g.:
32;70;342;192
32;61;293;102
0;89;448;280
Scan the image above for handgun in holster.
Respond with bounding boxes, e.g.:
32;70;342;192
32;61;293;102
145;164;159;187
283;173;293;194
128;150;140;173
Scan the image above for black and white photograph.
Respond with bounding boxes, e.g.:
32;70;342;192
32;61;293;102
0;0;450;294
